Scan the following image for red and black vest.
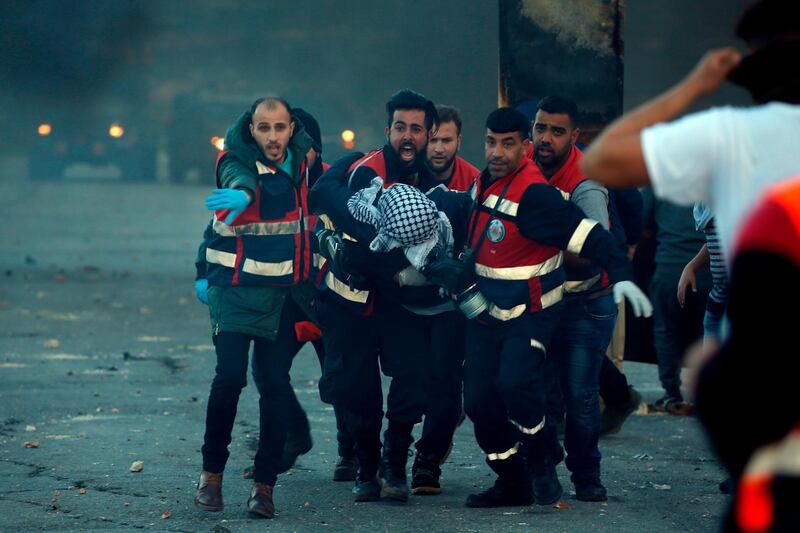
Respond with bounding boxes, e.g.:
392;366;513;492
445;156;481;192
532;146;610;296
469;158;565;322
206;152;316;287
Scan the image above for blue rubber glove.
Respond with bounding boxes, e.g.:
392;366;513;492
195;278;209;305
205;188;250;224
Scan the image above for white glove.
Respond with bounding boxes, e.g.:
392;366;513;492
613;280;653;318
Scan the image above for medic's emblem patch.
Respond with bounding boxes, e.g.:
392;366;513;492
487;219;505;243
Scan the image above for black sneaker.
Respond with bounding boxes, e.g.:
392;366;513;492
277;429;313;474
411;453;442;495
378;456;409;502
575;478;607;502
333;456;358;482
601;387;643;436
465;477;534;508
532;458;563;505
352;477;381;502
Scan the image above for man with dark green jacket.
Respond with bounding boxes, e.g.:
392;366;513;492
195;96;317;519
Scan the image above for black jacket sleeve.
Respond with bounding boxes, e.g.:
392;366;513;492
308;153;412;281
309;152;377;243
194;218;214;280
216;152;258;198
517;183;633;283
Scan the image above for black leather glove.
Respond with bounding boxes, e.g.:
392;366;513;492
422;256;475;295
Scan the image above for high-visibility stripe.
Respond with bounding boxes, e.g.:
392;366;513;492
483;194;519;217
487;302;527;321
242;258;294;277
509;417;545;435
313;253;326;269
541;285;564;309
567;219;598;254
213;217;307;237
487;442;520;461
530;338;546;353
475;253;563;280
325;271;370;303
206;248;237;268
565;273;602;293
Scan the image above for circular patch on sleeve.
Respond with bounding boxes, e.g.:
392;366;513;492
487;219;506;243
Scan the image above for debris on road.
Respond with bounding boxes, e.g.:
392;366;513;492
22;440;40;448
129;460;145;472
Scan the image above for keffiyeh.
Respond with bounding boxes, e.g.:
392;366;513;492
347;177;453;269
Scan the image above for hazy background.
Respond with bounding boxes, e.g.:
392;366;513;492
0;0;751;183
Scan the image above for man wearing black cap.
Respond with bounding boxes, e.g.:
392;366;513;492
460;107;649;508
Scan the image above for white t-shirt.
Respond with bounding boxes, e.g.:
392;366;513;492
641;102;800;266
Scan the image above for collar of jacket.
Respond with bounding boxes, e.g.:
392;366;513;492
223;110;314;181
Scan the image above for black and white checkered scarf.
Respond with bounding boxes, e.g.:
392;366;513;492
347;177;452;269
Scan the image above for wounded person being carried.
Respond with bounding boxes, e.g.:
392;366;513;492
316;170;486;318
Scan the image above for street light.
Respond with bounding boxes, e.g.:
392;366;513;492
211;136;225;151
108;124;125;138
38;123;52;136
341;129;355;149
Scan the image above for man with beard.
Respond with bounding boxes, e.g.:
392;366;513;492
409;105;480;496
422;105;480;191
459;107;650;508
310;89;441;503
195;97;318;518
529;96;627;501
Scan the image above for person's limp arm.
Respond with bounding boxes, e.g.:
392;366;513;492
581;48;742;188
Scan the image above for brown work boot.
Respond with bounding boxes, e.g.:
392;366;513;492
194;470;223;511
247;483;275;518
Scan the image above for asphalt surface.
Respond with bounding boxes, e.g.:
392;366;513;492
0;176;729;532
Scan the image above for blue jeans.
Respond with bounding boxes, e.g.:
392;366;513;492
548;293;617;483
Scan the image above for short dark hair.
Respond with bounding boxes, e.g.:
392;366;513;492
435;105;463;134
536;96;579;127
250;96;292;118
735;0;800;46
485;107;529;138
386;89;439;130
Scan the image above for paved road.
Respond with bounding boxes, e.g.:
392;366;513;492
0;177;728;531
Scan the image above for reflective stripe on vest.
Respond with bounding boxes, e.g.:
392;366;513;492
486;285;563;320
565;273;602;293
206;248;236;268
213;216;310;237
325;271;370;303
483;194;519;217
242;258;294;277
475;253;562;280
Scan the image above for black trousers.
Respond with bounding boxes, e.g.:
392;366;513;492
252;338;355;457
415;311;465;460
201;297;303;486
318;296;430;478
464;307;559;478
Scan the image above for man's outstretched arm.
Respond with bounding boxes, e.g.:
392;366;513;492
581;48;741;188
